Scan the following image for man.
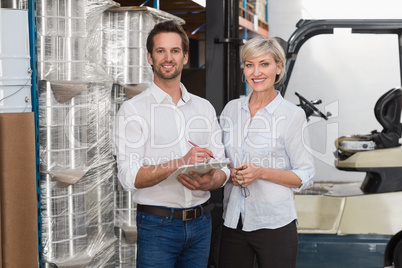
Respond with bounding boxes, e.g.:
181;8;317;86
114;20;229;268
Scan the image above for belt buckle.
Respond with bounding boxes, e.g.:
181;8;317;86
182;208;196;221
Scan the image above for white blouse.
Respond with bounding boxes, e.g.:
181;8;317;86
220;91;315;231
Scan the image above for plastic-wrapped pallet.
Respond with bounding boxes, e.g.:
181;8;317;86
39;78;117;267
111;82;137;268
111;83;137;267
36;0;118;267
37;0;87;81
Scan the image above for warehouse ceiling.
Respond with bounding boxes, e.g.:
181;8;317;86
115;0;206;38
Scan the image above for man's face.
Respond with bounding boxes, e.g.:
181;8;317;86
147;32;188;81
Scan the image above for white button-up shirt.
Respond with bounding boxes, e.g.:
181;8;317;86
220;91;315;231
114;82;229;208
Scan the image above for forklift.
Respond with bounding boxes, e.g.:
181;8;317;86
277;19;402;268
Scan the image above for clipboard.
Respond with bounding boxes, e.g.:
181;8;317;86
162;158;230;186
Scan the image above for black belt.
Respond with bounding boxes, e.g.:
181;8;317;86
137;202;214;221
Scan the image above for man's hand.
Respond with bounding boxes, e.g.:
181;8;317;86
176;169;216;191
180;147;215;166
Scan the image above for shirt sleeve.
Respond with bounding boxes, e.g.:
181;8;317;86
113;102;146;191
285;109;315;192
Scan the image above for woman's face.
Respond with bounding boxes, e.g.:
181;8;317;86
243;52;282;93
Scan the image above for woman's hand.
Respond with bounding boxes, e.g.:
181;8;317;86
229;168;240;186
232;163;261;187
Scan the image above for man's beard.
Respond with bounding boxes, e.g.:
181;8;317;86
153;63;182;80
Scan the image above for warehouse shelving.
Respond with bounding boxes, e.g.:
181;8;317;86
28;0;43;266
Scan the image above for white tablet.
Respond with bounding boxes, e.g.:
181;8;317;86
162;158;230;186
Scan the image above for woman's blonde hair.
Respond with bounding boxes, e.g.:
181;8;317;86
241;36;286;87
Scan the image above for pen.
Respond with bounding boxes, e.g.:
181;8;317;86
188;140;216;159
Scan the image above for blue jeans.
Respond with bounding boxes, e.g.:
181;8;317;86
136;207;212;268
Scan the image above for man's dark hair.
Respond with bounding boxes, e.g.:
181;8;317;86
146;20;189;55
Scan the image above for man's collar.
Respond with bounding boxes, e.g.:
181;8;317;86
150;82;190;104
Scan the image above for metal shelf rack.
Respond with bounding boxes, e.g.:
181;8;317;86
28;0;43;266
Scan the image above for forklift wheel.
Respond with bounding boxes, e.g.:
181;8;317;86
385;231;402;267
394;239;402;268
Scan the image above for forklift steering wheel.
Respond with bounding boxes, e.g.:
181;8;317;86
295;92;328;120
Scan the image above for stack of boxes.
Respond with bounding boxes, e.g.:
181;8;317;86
248;0;267;22
240;0;268;31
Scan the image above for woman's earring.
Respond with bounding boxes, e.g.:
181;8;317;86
242;74;247;83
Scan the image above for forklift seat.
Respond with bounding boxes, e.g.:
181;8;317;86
336;88;402;159
335;88;402;193
372;88;402;149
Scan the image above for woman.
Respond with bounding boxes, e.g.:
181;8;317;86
218;36;315;268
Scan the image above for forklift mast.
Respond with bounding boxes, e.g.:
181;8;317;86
277;19;402;96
